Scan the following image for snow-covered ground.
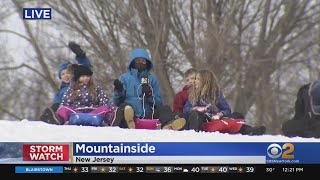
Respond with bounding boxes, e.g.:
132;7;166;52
0;119;319;164
1;119;319;142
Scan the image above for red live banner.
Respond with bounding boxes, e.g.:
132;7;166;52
23;144;69;161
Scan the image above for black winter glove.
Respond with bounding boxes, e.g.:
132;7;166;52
68;41;86;58
114;79;126;104
142;84;152;96
114;79;123;92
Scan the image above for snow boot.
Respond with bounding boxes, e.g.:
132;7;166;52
162;118;186;130
124;105;135;129
158;105;186;130
110;103;135;129
39;107;63;125
239;124;266;135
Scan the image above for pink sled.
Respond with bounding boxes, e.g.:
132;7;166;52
135;118;161;130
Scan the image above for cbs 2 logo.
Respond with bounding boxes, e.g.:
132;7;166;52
267;143;294;159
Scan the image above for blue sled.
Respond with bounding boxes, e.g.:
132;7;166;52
69;113;104;127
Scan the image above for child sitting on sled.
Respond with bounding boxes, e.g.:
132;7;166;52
183;69;266;135
39;42;92;124
55;64;118;126
113;48;186;130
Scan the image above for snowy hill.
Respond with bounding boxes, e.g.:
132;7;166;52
0;119;319;142
0;119;319;164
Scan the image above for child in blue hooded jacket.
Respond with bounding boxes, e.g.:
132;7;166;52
39;42;92;124
113;48;186;130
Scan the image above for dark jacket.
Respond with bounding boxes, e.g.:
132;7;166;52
282;81;320;138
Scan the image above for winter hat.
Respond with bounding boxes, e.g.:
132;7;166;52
58;61;71;79
310;80;320;114
73;64;93;82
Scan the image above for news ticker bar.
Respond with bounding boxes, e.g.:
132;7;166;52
12;165;312;174
17;165;253;173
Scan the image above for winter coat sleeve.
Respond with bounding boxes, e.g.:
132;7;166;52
96;86;115;109
54;90;64;104
183;100;193;115
54;84;69;104
217;92;231;116
173;91;185;113
113;75;126;107
54;94;60;104
75;56;92;68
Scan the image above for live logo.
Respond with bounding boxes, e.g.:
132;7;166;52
23;8;51;19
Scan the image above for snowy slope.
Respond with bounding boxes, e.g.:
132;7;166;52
0;119;319;164
0;119;319;142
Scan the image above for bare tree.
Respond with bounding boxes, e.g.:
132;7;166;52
168;0;320;134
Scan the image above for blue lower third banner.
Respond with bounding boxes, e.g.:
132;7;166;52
15;166;63;173
72;142;320;164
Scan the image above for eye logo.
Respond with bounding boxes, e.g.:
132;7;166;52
267;143;282;158
267;143;295;159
